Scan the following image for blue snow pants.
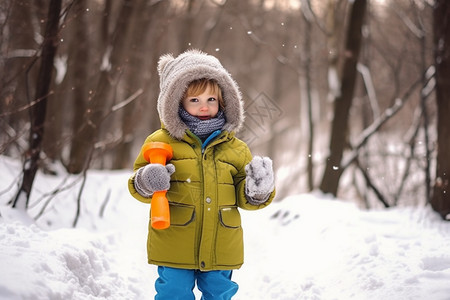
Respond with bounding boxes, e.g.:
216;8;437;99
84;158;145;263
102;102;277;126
154;266;239;300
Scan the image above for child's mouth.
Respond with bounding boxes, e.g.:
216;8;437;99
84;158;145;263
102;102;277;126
197;116;211;120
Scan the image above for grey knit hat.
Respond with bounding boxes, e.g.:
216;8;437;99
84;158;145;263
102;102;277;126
157;49;244;140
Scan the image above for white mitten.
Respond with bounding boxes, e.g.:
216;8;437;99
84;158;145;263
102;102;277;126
245;156;274;205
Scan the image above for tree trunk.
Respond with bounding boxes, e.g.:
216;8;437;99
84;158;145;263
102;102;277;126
0;1;36;156
301;3;314;191
319;0;367;196
113;0;153;169
66;0;91;173
68;0;134;173
179;0;196;50
430;0;450;220
12;0;62;209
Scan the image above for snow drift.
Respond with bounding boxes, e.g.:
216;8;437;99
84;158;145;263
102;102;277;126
1;156;450;299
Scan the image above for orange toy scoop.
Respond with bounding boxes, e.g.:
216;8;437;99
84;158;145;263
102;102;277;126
142;142;173;165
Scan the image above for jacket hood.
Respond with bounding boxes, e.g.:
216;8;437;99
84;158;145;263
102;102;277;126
157;49;244;140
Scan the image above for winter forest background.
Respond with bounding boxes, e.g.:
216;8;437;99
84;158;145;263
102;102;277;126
2;0;449;219
1;0;450;299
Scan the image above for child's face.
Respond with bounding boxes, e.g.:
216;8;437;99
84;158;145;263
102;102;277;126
181;85;219;120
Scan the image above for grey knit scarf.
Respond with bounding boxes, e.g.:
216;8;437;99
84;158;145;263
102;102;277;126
179;107;226;140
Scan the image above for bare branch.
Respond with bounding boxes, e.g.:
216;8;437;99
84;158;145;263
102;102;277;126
357;63;380;118
111;88;144;112
208;0;227;6
355;158;390;208
393;106;422;205
300;0;328;34
0;91;54;117
392;4;424;39
73;146;94;227
99;189;111;218
342;67;435;170
32;174;84;219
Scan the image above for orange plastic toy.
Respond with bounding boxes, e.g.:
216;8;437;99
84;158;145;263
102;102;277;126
142;142;173;230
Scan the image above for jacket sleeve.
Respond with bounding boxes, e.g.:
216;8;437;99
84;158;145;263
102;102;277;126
128;138;152;204
234;144;275;210
128;129;177;203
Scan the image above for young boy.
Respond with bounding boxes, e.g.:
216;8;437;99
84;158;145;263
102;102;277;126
128;49;275;299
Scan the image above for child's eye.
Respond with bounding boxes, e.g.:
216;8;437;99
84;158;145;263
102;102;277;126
208;97;217;102
189;98;199;103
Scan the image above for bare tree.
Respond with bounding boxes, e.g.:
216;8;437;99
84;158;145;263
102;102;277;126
0;0;442;214
430;0;450;220
0;1;37;156
67;0;135;173
12;0;62;209
320;0;367;196
64;0;91;172
300;0;314;191
112;0;167;169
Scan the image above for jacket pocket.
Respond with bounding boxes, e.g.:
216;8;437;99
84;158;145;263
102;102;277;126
219;206;241;228
215;206;244;266
148;203;196;264
170;202;195;226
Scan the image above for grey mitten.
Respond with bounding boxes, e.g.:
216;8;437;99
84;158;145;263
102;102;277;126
134;163;175;198
245;156;275;205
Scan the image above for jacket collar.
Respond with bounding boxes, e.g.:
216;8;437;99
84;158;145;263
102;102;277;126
183;128;234;151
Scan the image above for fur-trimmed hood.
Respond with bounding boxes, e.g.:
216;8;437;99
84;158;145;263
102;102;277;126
156;49;244;140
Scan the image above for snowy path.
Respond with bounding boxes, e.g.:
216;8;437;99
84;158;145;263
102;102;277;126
1;157;450;299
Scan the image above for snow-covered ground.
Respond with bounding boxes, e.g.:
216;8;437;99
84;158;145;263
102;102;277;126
1;155;450;300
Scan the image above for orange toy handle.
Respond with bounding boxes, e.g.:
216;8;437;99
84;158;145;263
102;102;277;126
141;142;173;230
150;191;170;230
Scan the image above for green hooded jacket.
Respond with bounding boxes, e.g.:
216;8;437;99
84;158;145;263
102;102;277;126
128;49;275;271
128;127;275;271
